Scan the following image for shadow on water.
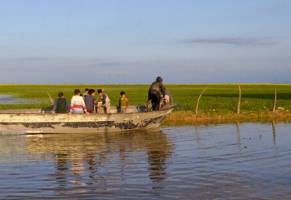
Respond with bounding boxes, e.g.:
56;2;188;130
235;122;241;151
24;130;172;194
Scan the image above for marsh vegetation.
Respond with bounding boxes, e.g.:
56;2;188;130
1;84;291;113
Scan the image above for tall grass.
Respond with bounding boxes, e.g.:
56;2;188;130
0;84;291;113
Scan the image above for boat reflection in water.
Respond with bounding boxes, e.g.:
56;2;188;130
25;131;172;194
2;123;291;199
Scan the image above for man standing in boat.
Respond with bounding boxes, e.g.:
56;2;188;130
148;76;166;111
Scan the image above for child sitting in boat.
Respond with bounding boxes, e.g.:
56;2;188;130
52;92;69;113
117;91;128;113
96;89;110;114
70;89;88;114
84;89;96;113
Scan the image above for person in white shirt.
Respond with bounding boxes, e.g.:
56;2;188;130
70;89;87;114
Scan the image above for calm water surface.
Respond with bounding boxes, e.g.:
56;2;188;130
1;123;291;199
0;94;27;104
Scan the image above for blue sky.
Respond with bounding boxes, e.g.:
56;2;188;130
0;0;290;83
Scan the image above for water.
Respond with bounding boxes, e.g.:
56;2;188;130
0;123;291;199
0;94;27;104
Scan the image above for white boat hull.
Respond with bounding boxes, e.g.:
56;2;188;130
0;108;173;134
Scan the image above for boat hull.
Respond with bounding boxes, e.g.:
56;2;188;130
0;108;173;134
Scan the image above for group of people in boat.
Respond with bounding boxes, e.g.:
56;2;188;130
51;76;171;114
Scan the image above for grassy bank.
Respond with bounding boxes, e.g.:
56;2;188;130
164;111;291;125
1;84;291;123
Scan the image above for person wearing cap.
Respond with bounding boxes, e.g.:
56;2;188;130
148;76;166;111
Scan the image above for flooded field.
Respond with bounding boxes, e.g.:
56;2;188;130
0;94;27;104
0;123;291;199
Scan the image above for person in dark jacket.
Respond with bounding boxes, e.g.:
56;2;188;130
148;76;166;111
84;89;96;113
52;92;69;113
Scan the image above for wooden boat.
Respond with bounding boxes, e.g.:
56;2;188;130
0;106;173;134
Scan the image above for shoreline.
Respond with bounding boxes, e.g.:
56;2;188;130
1;108;291;125
164;111;291;126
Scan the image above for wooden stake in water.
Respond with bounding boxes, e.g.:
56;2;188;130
237;85;241;114
272;88;277;112
272;120;276;145
195;87;207;115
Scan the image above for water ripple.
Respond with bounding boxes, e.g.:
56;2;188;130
0;123;291;199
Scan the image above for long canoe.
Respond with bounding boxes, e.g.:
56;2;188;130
0;107;173;134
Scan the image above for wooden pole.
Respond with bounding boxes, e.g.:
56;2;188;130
237;85;241;114
47;92;54;106
272;88;277;112
195;87;207;115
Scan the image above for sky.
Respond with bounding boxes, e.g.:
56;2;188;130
0;0;290;84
